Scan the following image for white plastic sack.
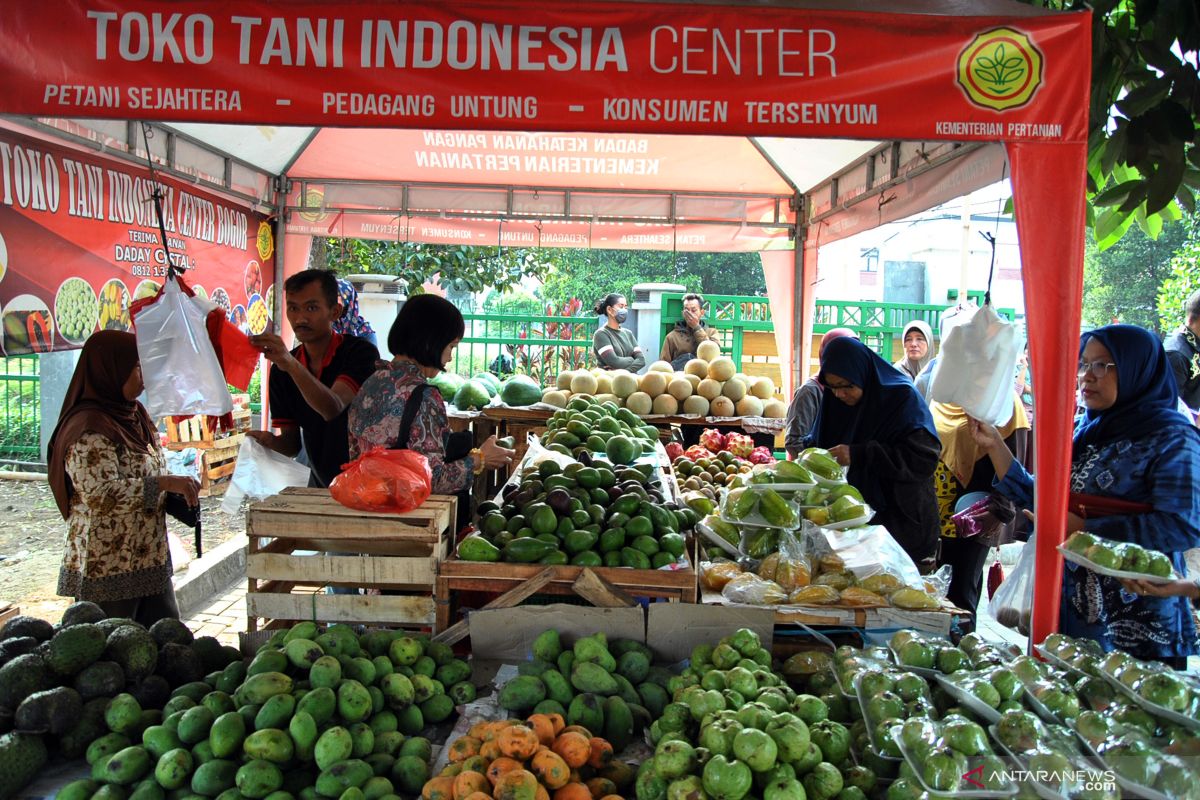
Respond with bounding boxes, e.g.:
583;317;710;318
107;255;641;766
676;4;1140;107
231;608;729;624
220;436;311;514
134;277;233;418
988;536;1035;632
810;523;924;588
929;303;1021;427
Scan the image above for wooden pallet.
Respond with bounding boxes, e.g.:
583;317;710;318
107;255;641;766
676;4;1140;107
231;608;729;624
245;488;456;632
434;537;698;641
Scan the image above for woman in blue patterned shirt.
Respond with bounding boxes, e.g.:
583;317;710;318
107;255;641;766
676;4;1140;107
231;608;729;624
970;325;1200;665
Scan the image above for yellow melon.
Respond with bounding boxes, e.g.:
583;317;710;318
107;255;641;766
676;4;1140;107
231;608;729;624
707;357;736;382
570;372;598;395
684;358;709;378
736;396;764;417
722;378;747;402
556;370;575;390
649;360;675;373
625;391;653;416
751;376;775;400
652;394;679;415
610;371;639;399
682;395;710;416
594;393;620;406
640;371;669;398
594;372;613;395
762;399;787;419
710;396;735;416
543;390;569;408
697;340;722;361
668;378;693;402
684;373;702;389
697;378;723;401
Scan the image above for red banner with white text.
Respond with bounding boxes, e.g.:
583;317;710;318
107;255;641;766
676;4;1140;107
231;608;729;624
0;0;1089;141
0;129;275;354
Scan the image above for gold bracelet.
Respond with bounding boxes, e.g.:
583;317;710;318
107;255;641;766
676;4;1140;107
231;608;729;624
470;448;485;474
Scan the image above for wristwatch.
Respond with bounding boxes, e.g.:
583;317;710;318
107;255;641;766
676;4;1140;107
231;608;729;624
469;448;485;474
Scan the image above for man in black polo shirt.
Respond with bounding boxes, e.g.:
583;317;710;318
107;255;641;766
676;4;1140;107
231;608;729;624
248;269;379;487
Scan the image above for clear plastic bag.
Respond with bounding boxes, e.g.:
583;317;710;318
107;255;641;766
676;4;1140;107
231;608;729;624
220;437;312;514
722;572;788;605
330;448;433;513
988;535;1036;632
929;303;1021;427
134;276;233;418
807;523;924;588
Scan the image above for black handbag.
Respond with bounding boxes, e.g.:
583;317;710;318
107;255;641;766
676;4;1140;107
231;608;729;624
399;384;473;462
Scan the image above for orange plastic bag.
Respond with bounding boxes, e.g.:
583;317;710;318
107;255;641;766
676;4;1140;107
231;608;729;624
330;448;432;513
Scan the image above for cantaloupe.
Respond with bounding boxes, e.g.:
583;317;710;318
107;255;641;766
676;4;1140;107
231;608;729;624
722;378;747;402
710;396;735;416
736;396;764;417
649;360;675;373
735;372;750;385
682;395;710;416
684;358;709;378
543;390;569;408
707;356;736;382
594;393;620;406
697;340;722;361
667;378;693;402
570;372;598;395
556;370;576;390
697;378;723;401
610;371;638;399
684;373;702;389
625;391;653;416
762;399;787;419
652;394;679;415
640;371;669;397
594;372;613;395
751;376;775;400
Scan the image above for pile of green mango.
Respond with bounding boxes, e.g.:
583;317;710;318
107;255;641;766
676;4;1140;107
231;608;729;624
497;630;665;754
638;628;875;800
54;622;472;800
540;395;662;465
462;452;697;568
1063;531;1174;579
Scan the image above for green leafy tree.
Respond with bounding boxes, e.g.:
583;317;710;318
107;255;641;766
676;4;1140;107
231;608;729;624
1157;219;1200;331
315;238;554;295
1025;0;1199;248
1082;219;1190;333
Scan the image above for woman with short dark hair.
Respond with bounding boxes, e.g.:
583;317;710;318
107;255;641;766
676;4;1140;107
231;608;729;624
349;294;514;495
592;293;645;371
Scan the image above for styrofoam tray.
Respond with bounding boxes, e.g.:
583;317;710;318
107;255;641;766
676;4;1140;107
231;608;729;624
1032;645;1095;682
696;519;743;558
817;512;874;531
934;673;1012;725
890;724;1017;798
853;671;904;762
1068;720;1171;800
887;643;940;680
718;494;803;530
1057;546;1179;584
988;725;1108;800
1098;665;1200;732
813;472;849;487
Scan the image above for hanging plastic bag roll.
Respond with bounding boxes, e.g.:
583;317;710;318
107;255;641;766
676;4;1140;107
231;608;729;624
929;303;1021;427
220;436;312;514
134;277;234;418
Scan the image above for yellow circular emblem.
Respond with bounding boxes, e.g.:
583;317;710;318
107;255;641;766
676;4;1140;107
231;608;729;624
255;221;274;262
957;27;1043;111
297;187;327;224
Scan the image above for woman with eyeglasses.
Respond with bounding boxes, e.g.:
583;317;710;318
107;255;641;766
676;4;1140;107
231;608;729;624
812;337;942;567
970;325;1200;666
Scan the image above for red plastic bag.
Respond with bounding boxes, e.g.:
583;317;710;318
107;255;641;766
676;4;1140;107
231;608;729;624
330;448;432;513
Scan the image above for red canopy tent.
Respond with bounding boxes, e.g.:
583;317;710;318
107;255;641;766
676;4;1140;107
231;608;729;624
0;0;1090;645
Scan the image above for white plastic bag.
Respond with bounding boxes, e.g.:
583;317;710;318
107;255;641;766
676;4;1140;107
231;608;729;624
810;523;924;588
134;277;233;418
929;303;1020;426
220;436;312;514
988;536;1036;633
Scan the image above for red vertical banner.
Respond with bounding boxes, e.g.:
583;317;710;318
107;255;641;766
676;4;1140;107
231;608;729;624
0;128;274;355
1008;140;1088;646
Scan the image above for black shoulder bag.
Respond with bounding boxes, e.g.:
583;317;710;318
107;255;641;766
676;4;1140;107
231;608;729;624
398;383;474;462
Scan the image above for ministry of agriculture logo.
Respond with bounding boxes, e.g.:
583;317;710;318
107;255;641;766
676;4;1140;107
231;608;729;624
957;27;1043;111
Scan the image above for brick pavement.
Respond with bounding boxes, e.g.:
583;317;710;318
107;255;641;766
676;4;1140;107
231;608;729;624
182;582;246;647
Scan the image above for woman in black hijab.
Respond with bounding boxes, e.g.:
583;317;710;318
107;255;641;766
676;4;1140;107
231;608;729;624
814;337;942;566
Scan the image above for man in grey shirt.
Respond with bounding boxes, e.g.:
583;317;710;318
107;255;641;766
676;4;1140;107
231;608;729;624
785;328;858;458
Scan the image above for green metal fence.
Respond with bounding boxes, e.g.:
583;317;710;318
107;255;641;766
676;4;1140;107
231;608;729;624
659;294;774;365
1;355;41;461
452;312;596;388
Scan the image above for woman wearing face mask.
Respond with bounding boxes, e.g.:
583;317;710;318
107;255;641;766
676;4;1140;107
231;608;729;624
894;320;934;381
592;293;646;372
971;325;1200;666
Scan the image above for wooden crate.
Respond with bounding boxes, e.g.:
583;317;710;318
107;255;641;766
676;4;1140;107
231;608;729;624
197;435;243;497
434;537;699;637
245;488;456;632
166;394;252;449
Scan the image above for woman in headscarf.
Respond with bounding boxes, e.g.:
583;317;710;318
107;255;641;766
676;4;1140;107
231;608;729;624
814;337;942;565
894;320;933;381
784;328;857;459
48;331;199;624
932;398;1029;614
971;325;1200;665
334;277;378;347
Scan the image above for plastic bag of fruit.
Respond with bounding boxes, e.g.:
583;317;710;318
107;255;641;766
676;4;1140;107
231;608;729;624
700;559;744;591
722;572;788;604
330;447;433;513
988;535;1035;632
803;522;924;589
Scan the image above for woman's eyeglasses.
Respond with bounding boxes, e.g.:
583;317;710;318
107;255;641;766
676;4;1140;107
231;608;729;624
1077;360;1116;378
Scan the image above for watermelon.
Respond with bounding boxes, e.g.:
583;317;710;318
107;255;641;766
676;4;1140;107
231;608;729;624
471;372;501;397
454;380;493;411
499;375;542;407
429;372;466;400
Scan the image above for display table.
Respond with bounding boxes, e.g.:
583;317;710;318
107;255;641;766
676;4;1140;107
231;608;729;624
245;488;457;631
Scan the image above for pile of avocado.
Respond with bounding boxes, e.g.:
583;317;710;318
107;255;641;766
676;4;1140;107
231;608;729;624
54;621;471;800
0;605;246;800
464;455;696;568
1063;531;1174;579
497;630;662;754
